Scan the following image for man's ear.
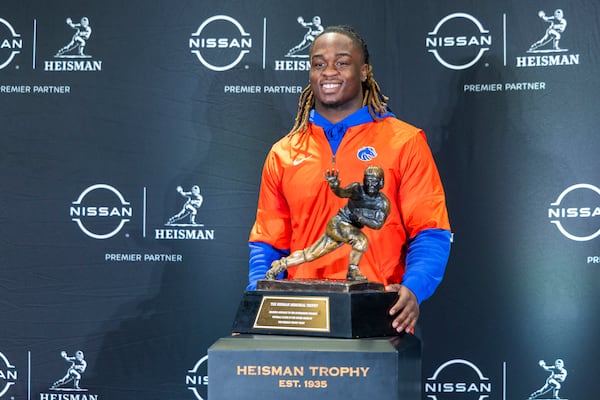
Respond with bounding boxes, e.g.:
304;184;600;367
361;64;369;82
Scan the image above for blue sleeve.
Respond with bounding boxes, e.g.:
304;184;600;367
247;242;290;290
401;228;452;304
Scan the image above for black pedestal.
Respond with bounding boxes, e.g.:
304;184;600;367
232;280;398;338
208;334;421;400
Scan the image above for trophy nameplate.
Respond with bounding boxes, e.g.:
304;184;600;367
253;295;330;332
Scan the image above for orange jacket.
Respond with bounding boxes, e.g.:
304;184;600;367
249;116;450;287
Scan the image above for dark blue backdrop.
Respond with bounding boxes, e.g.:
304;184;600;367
1;1;598;399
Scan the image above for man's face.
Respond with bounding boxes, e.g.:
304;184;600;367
309;32;368;117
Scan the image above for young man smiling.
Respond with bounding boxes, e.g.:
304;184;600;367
248;25;451;334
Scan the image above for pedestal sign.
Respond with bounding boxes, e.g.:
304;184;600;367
208;334;421;400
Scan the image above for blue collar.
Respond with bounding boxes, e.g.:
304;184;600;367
309;106;393;154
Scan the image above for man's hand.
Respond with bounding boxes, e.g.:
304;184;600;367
385;284;419;334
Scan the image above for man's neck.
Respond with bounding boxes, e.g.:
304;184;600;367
314;102;363;124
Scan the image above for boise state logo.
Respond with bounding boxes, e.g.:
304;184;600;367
357;146;378;161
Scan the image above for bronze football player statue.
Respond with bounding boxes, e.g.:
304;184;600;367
266;166;390;281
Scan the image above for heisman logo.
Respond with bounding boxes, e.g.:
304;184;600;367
274;15;323;71
166;185;204;227
45;16;102;71
285;16;323;58
527;359;568;400
55;17;92;58
50;351;87;391
517;9;579;67
527;10;567;53
154;184;214;240
38;350;100;400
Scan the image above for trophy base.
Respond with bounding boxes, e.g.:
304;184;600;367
232;279;398;338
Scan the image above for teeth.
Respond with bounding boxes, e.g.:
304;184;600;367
323;83;339;89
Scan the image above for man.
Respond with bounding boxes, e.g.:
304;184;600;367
248;25;451;334
266;166;390;281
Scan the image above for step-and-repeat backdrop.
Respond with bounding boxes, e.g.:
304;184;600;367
2;1;598;399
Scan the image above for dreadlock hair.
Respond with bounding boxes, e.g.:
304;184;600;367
288;25;390;136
